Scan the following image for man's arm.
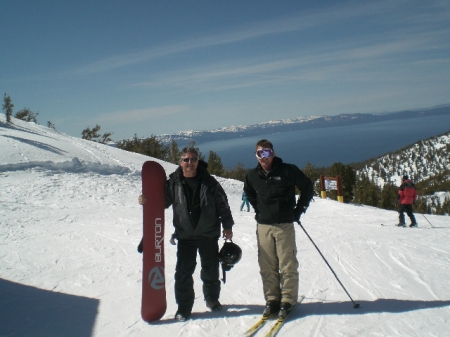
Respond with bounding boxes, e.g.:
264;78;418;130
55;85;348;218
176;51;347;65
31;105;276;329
295;167;314;209
292;166;314;221
212;182;234;231
243;173;258;214
164;179;173;208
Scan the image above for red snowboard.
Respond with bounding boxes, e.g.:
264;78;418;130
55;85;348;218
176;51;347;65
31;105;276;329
141;161;167;322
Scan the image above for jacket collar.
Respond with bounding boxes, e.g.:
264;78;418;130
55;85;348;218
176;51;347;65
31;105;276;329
256;156;283;176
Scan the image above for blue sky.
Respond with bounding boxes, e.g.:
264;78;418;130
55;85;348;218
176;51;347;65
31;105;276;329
2;0;449;140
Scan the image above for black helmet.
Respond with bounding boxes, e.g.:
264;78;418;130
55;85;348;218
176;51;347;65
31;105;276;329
219;240;242;270
219;241;242;284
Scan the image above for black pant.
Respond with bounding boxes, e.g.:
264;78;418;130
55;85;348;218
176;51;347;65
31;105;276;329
398;204;416;224
175;238;220;311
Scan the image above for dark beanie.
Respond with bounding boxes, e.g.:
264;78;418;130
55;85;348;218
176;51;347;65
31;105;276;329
402;175;409;181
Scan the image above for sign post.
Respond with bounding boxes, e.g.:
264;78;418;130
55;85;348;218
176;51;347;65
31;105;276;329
319;175;344;202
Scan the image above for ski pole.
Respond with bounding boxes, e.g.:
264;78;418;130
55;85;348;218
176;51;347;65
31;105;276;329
296;221;360;308
421;213;434;228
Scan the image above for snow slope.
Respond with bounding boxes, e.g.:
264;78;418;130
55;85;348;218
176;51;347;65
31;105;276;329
1;116;450;337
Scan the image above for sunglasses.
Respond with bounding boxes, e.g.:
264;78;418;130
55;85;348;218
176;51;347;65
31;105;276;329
255;148;273;159
181;157;198;163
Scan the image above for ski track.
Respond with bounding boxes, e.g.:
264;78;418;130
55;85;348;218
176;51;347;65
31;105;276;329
312;315;325;337
389;249;439;300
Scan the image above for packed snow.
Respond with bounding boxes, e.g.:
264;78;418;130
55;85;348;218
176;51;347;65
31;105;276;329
1;115;450;337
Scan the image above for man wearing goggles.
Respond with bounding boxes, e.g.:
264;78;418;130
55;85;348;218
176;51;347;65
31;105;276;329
139;146;234;321
244;139;314;320
255;148;274;159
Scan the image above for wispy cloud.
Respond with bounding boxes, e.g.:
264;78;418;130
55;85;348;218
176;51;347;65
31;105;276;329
129;25;447;93
68;1;409;76
94;105;187;125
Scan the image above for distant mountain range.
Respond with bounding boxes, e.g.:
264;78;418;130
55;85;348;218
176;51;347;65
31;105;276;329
157;104;450;146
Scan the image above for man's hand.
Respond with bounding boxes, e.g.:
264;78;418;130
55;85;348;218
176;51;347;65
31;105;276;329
294;206;307;222
137;238;143;253
138;194;147;205
222;229;233;240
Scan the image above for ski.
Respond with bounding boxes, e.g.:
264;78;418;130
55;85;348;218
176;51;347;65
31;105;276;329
244;314;274;337
245;295;305;337
263;295;305;337
381;224;418;228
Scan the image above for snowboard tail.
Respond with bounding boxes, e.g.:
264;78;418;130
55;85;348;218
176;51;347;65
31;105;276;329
141;161;167;322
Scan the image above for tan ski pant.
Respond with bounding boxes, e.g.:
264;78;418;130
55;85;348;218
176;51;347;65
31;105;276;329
257;222;299;305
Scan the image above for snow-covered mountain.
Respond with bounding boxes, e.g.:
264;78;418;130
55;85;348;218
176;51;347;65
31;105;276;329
157;116;321;145
357;130;450;185
157;105;450;146
1;114;450;337
356;130;450;207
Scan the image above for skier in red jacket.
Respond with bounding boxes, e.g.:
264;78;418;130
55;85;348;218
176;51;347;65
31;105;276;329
396;175;418;227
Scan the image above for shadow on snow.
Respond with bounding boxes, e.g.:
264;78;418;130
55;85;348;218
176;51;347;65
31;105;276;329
154;298;450;324
0;279;99;337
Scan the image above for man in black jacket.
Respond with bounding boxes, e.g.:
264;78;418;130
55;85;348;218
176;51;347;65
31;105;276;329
244;139;314;319
139;146;234;321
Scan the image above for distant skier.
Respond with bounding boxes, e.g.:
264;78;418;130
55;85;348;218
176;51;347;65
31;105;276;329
240;191;251;212
396;175;418;227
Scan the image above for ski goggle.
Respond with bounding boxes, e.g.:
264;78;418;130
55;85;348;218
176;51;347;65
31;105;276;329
181;157;198;163
255;148;273;159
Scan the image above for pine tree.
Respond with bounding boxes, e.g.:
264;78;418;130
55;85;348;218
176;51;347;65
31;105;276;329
81;125;113;144
2;93;14;123
15;108;39;123
302;162;321;196
380;183;398;210
82;125;101;141
354;175;381;207
167;140;181;165
47;121;56;130
117;135;172;160
207;151;224;176
223;163;248;182
140;136;169;159
303;162;320;183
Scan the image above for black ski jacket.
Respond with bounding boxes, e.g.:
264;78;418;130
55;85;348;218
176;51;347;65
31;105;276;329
244;157;314;225
164;160;234;240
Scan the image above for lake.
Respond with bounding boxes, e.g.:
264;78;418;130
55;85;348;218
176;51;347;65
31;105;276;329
197;114;450;169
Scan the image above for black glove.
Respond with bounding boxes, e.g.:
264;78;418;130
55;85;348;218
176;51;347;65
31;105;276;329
294;206;307;222
137;237;143;253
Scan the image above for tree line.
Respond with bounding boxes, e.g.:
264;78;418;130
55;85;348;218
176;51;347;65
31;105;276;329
117;135;448;215
116;134;388;211
116;135;248;181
